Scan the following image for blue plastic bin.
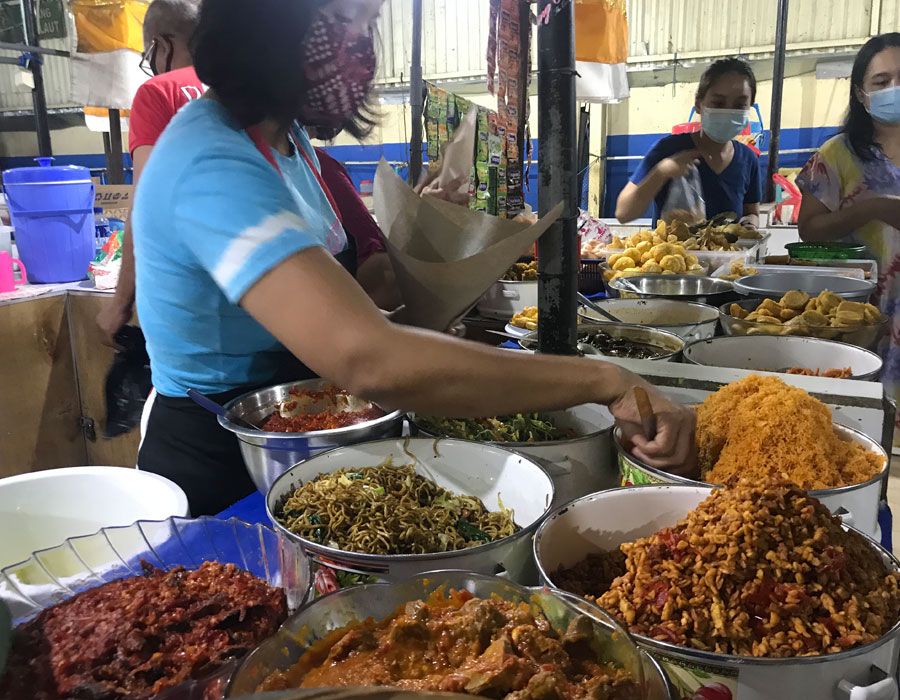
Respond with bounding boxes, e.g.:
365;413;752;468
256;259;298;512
2;157;96;283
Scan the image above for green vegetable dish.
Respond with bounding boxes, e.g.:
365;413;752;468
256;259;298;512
416;413;573;443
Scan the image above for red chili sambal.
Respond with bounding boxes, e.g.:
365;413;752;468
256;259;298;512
0;561;287;700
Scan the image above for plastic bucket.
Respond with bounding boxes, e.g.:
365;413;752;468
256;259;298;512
2;158;95;283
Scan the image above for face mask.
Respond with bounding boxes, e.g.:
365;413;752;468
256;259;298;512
866;85;900;125
700;108;749;144
298;10;376;129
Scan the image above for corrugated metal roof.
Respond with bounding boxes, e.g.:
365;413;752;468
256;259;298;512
628;0;876;59
3;0;898;112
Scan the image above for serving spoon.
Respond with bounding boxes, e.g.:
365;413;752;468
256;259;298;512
577;292;622;323
187;389;262;431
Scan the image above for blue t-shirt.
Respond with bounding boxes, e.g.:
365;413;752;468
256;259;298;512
630;133;761;221
133;99;347;397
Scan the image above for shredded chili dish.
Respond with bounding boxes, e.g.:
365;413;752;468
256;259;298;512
261;386;385;433
553;480;900;658
258;589;640;699
0;561;287;700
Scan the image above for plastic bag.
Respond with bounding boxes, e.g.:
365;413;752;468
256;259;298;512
88;229;124;290
661;164;705;225
104;325;152;438
578;210;612;259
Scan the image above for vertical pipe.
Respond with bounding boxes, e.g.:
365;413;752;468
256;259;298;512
21;0;52;156
764;0;790;202
408;0;424;185
537;0;578;355
107;109;125;184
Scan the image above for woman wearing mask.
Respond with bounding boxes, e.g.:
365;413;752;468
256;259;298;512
616;58;761;227
797;33;900;442
133;0;694;516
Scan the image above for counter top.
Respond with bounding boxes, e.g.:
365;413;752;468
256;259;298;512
0;281;114;307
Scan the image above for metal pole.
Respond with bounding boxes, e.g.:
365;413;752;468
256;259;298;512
21;0;52;156
765;0;789;202
106;109;125;184
408;0;424;185
537;0;578;355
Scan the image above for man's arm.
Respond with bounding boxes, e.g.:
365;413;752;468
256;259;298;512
96;145;151;347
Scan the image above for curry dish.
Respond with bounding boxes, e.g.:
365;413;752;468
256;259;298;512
259;589;640;699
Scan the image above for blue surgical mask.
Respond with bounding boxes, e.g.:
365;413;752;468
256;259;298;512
700;108;749;144
866;85;900;125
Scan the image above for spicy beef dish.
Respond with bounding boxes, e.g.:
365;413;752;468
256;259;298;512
553;480;900;658
261;386;384;433
259;589;640;699
695;375;884;489
0;561;287;700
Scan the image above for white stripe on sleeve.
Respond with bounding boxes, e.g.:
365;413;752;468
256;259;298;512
211;210;307;290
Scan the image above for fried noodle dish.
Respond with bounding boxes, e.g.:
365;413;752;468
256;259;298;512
555;480;900;658
274;462;519;555
696;375;884;489
0;561;287;700
259;589;640;699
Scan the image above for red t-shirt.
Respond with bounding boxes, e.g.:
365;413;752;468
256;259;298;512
129;66;205;155
315;148;386;265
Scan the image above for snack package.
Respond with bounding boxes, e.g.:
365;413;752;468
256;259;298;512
661;164;705;225
87;229;124;290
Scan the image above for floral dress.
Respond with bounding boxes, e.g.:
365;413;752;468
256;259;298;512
798;134;900;442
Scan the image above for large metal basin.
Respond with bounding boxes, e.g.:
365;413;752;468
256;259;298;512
218;379;404;493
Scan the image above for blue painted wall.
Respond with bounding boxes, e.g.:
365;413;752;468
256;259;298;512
602;126;841;219
1;127;839;218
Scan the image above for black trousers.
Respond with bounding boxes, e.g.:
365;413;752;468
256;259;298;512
138;388;257;516
138;238;357;515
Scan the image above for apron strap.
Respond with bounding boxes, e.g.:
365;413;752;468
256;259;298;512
245;123;344;227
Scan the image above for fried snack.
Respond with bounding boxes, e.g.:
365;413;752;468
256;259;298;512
602;222;706;283
503;261;538;281
510;306;538;331
733;290;884;342
696;375;884;489
719;259;758;281
593;479;900;657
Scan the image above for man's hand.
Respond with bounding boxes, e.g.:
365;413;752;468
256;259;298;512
608;373;697;476
96;301;132;348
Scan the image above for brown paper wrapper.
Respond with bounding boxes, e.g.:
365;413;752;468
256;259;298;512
374;160;562;331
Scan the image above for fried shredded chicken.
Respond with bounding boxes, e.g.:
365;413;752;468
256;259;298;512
696;375;884;489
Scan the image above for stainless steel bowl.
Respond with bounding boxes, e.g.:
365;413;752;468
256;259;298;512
218;379;404;493
577;299;719;341
520;322;685;361
608;274;735;305
684;335;884;381
733;273;876;302
720;299;888;351
227;571;674;699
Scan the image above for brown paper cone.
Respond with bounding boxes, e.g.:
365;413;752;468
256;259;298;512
374;160;562;331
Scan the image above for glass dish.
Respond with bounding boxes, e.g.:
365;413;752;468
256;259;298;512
227;571;674;700
0;516;312;697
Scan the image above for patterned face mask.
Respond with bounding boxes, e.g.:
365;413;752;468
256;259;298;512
298;9;377;129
